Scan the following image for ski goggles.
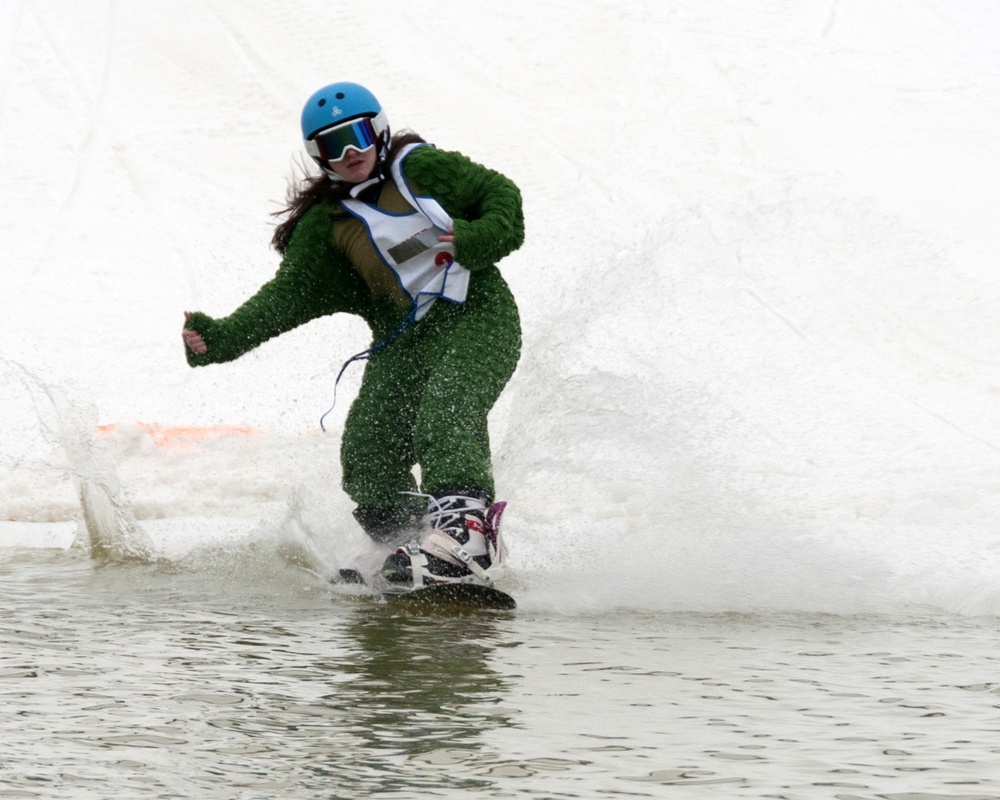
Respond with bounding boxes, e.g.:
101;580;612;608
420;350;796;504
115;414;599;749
305;117;378;162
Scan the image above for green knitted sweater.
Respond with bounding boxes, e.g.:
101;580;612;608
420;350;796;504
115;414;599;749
183;145;524;367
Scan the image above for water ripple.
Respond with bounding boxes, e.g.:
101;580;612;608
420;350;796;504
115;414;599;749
4;552;1000;798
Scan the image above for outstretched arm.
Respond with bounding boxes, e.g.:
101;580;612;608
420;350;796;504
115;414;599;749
181;204;372;367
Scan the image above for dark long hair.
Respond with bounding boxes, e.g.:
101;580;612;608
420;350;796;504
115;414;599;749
271;130;426;254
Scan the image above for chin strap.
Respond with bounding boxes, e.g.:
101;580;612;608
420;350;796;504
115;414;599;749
348;177;381;197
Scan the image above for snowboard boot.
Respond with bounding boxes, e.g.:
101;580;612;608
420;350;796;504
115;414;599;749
331;504;423;586
381;492;508;588
353;504;422;544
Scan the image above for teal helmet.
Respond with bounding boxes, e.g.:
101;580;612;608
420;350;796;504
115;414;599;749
301;82;390;167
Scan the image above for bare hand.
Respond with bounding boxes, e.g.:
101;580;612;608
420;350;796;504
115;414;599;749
438;233;455;244
182;311;208;355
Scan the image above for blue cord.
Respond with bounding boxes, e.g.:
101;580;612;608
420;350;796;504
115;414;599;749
318;309;418;432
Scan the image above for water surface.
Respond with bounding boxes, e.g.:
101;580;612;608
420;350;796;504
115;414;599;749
4;547;999;799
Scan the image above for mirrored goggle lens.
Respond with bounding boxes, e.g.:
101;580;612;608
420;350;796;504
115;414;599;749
308;118;377;162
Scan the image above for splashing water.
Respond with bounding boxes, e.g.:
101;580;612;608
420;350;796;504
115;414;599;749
2;363;153;562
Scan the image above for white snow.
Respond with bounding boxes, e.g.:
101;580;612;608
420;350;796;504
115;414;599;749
2;0;1000;614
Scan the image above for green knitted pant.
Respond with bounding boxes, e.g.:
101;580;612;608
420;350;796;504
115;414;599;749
340;269;520;532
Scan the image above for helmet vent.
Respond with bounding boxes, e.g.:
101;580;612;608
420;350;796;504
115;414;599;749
318;99;326;106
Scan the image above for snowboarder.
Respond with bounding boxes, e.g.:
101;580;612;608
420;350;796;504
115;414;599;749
181;81;523;588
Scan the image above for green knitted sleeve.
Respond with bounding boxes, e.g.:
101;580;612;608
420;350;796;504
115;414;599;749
401;146;525;272
183;203;372;367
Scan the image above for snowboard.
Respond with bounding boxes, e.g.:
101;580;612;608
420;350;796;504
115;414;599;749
335;569;516;611
381;582;516;610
